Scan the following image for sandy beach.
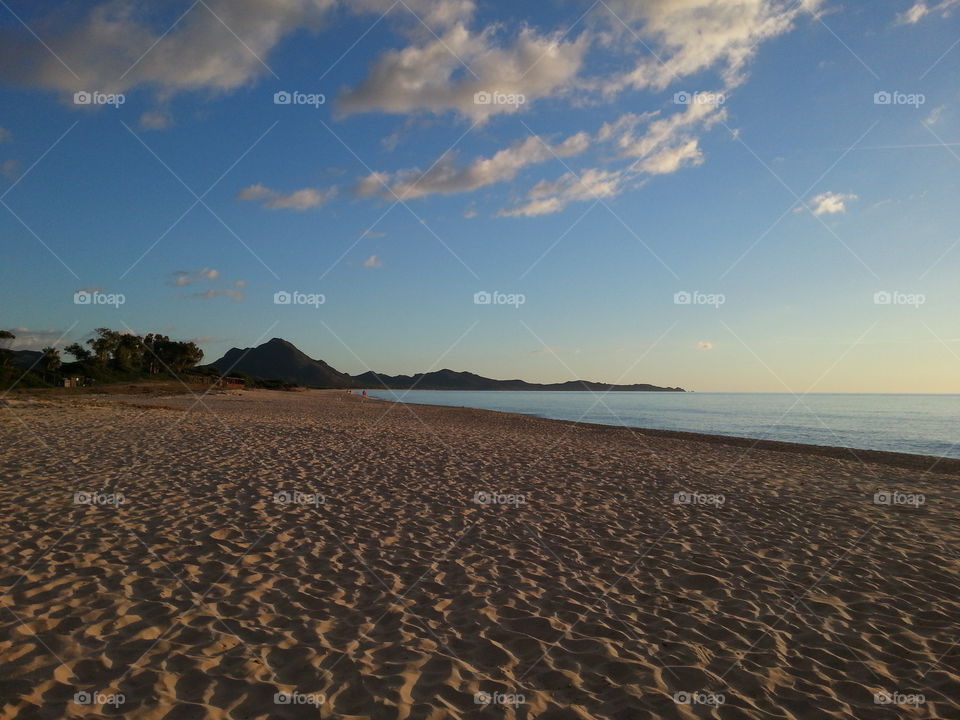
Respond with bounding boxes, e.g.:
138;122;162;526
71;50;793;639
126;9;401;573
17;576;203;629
1;389;958;719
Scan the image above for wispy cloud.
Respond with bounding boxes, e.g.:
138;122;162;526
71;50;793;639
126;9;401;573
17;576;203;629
238;183;336;210
362;254;383;268
171;268;219;287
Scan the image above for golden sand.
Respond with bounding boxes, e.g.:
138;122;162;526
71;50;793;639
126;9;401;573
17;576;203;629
1;390;957;719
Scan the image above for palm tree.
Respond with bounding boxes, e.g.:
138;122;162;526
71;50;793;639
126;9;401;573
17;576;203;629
40;346;62;374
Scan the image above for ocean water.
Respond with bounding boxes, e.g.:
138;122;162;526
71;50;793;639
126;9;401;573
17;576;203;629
365;390;960;459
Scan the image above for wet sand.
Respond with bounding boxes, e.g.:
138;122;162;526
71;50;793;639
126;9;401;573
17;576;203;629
1;389;958;719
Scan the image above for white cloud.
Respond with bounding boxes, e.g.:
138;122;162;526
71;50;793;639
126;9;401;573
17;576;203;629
697;341;714;350
356;131;590;200
924;105;945;125
497;102;724;216
807;191;857;216
897;0;960;24
237;183;336;210
499;167;624;217
338;24;588;121
0;0;337;100
362;253;383;267
600;0;824;92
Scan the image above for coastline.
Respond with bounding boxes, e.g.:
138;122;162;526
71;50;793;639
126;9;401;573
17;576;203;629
363;392;960;476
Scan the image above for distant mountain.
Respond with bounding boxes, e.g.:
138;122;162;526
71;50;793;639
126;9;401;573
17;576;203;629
207;338;684;391
354;369;684;392
11;350;42;368
207;338;354;388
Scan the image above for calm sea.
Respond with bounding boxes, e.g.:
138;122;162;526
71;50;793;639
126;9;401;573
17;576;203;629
365;390;960;459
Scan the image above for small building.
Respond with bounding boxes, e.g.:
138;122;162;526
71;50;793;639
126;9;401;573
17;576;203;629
61;377;88;388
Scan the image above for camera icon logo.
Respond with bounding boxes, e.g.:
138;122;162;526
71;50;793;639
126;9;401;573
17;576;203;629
473;91;492;105
874;91;892;105
274;291;292;305
873;291;891;305
73;91;92;105
673;91;691;105
74;291;92;304
674;291;692;305
474;291;492;305
274;91;292;105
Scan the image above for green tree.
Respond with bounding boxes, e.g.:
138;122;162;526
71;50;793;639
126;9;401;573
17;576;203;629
64;342;92;362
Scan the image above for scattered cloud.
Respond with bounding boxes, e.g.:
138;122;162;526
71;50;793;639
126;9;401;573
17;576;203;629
806;191;857;216
362;253;384;268
697;341;714;350
193;288;244;301
1;159;20;179
361;230;386;239
897;0;960;24
171;268;219;287
0;127;11;142
356;131;590;201
139;110;172;130
238;183;336;210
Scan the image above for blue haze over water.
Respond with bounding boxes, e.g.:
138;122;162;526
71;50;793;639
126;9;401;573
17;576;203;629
366;391;960;459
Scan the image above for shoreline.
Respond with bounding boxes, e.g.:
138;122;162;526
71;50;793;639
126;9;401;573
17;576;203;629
363;392;960;476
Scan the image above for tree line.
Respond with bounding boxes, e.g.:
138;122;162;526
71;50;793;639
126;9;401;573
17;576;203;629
0;328;204;386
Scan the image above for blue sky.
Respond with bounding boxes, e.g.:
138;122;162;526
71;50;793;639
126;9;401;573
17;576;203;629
1;0;959;391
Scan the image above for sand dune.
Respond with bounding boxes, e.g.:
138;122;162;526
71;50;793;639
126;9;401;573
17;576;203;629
1;390;958;718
